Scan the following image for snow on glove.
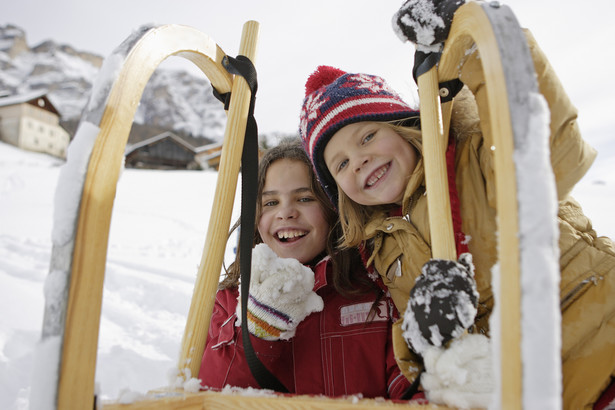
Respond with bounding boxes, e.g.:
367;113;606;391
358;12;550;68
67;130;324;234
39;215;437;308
392;0;465;52
420;333;494;409
402;253;478;355
237;243;324;341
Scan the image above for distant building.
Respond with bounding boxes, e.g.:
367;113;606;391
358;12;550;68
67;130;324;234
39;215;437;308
0;90;70;158
194;140;268;171
125;132;201;170
125;132;227;171
195;141;223;170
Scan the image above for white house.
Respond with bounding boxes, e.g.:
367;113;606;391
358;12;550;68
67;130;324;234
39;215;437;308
0;90;70;159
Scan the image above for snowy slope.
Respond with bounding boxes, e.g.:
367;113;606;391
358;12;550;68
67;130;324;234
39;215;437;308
0;141;240;408
1;132;614;408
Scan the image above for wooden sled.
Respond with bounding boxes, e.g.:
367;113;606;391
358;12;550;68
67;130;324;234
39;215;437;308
39;1;560;409
417;1;560;409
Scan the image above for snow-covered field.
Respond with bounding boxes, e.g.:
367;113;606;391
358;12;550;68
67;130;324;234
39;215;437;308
0;141;241;408
1;129;614;409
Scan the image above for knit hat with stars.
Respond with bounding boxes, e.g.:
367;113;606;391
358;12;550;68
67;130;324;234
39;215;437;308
299;65;419;205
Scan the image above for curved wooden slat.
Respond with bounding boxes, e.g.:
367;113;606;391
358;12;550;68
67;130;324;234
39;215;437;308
436;1;552;408
438;3;522;407
57;24;235;410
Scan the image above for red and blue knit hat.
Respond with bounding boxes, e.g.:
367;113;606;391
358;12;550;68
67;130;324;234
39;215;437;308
299;65;419;205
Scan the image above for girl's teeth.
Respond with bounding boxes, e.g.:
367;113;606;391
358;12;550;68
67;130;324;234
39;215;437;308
367;165;388;187
277;230;306;239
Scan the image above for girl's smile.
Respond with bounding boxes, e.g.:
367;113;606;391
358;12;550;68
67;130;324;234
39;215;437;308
365;162;391;189
258;158;329;264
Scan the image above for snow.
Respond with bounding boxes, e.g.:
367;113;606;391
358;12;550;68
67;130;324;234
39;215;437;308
421;334;494;409
51;121;99;247
392;0;446;53
85;54;124;123
515;93;561;409
0;141;239;408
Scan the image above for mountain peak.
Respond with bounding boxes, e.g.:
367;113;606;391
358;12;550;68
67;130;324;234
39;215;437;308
0;24;29;58
31;40;104;68
0;23;226;142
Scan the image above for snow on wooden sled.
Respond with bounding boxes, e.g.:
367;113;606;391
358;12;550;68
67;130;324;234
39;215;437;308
414;1;560;408
33;1;560;409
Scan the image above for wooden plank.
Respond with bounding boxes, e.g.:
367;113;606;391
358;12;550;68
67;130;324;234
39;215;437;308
101;389;447;410
417;66;457;260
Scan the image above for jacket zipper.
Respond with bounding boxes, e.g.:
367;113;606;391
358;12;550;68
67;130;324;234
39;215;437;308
560;273;604;311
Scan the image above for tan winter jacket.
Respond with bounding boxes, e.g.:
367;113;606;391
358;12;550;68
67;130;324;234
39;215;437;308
364;31;615;409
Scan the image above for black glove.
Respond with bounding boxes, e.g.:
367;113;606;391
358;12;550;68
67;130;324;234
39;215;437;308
402;252;478;355
392;0;465;48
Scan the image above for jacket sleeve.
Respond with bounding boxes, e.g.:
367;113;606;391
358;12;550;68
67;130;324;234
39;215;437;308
206;289;238;349
388;318;424;399
457;29;596;201
524;30;596;199
199;288;241;387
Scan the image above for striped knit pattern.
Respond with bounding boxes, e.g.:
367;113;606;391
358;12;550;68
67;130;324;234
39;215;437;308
299;66;419;204
246;294;293;340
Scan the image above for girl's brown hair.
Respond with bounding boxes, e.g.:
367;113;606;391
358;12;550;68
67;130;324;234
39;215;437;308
219;138;377;298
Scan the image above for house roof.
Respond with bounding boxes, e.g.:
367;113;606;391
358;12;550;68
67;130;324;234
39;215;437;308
0;90;61;116
194;140;223;154
0;90;47;106
124;131;196;155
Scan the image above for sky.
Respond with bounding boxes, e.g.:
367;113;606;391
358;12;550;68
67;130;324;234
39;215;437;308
2;0;615;143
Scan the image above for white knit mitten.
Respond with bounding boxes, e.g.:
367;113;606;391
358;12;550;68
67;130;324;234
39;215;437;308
237;243;324;340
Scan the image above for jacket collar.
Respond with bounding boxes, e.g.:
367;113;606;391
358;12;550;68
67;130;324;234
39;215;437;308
401;157;425;217
312;255;331;292
363;157;425;239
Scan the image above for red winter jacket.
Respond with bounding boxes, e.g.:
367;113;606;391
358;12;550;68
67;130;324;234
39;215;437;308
198;257;411;399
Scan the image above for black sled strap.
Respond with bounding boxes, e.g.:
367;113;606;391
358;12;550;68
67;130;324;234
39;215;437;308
213;55;289;393
413;50;464;103
400;369;424;400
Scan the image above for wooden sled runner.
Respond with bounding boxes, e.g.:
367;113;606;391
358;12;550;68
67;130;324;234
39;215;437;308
38;1;560;409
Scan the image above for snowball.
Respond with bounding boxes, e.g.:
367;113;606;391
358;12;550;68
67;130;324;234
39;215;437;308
421;334;494;409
